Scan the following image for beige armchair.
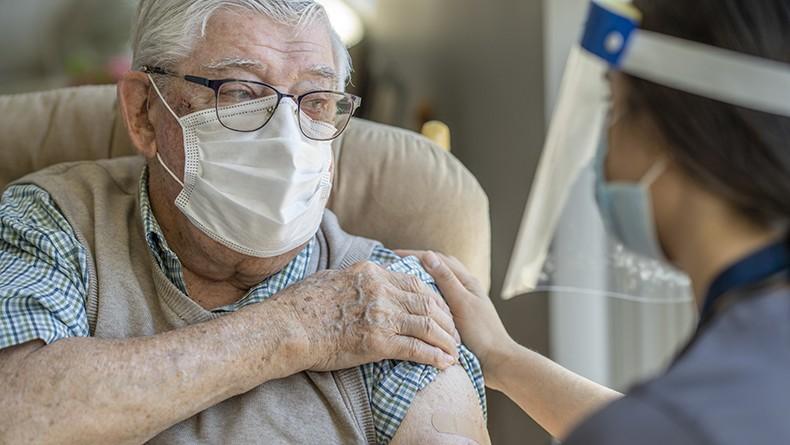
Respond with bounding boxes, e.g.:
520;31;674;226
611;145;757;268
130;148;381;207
0;85;490;289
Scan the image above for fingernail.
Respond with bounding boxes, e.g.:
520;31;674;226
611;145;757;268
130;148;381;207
425;251;441;269
441;353;455;368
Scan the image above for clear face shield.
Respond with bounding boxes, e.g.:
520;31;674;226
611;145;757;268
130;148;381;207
503;0;790;302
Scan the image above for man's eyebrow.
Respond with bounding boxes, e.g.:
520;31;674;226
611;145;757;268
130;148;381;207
305;64;338;82
201;57;267;72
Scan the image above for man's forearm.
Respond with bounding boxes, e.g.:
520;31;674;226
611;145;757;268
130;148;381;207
0;298;308;445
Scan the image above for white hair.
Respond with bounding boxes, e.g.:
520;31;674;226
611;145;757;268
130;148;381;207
131;0;352;89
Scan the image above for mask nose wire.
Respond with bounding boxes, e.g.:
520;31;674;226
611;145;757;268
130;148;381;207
271;96;307;138
280;96;300;119
147;74;186;188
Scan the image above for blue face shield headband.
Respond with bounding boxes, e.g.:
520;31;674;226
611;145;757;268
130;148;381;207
503;0;790;302
583;1;790;115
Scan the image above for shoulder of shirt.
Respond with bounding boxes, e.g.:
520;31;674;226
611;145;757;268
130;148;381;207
1;183;69;229
649;288;790;406
367;245;436;285
627;291;790;443
3;183;54;201
564;390;709;445
0;183;88;285
1;183;84;251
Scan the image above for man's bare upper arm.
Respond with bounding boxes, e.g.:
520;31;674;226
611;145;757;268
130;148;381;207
390;364;490;445
0;340;45;372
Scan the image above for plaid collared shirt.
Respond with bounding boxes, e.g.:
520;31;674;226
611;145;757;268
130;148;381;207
0;170;485;444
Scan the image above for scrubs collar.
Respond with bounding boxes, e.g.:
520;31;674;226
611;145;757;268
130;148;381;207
700;241;790;326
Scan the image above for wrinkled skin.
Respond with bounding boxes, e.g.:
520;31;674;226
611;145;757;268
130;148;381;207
0;9;484;445
282;262;461;372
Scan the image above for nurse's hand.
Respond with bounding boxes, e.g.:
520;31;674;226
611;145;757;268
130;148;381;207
396;250;517;381
401;250;622;440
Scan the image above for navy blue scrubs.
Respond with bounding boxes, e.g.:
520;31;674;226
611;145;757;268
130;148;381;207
564;242;790;445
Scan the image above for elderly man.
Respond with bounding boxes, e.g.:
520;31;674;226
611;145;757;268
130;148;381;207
0;1;489;444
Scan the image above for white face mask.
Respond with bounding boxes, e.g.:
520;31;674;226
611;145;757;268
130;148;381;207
148;76;334;258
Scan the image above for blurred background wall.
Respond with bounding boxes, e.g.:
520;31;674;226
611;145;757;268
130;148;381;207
0;0;136;93
0;0;695;443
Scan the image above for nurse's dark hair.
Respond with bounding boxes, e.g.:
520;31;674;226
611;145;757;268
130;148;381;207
626;0;790;244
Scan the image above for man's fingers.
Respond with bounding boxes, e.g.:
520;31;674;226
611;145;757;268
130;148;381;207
386;252;460;342
399;291;460;345
388;270;453;318
399;314;459;359
390;336;457;370
393;250;472;312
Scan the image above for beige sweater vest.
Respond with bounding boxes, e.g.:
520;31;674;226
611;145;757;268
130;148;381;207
16;156;379;444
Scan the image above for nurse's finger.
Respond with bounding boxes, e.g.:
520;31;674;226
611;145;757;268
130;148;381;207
420;252;476;311
394;249;425;259
434;253;485;296
397;249;484;297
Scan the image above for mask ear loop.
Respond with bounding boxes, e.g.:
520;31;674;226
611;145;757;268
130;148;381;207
147;74;180;122
607;110;628;130
147;74;186;188
606;103;669;188
155;154;186;188
640;158;669;187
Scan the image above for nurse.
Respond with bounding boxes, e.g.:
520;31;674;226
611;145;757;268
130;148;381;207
403;0;790;443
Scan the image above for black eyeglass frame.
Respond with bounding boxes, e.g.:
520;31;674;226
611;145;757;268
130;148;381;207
142;65;361;141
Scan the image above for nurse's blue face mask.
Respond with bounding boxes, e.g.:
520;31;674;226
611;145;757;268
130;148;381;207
594;115;669;261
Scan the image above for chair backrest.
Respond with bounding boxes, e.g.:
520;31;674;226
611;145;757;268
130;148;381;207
0;85;490;289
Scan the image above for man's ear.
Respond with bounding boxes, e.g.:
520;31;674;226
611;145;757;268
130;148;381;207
118;71;158;159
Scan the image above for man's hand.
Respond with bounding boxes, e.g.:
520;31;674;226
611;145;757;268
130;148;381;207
397;251;622;440
275;261;462;372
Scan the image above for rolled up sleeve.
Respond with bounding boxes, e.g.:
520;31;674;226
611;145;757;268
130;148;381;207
363;247;487;444
0;184;90;350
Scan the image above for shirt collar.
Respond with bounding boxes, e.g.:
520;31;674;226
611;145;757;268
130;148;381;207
139;167;186;291
701;241;790;323
137;167;314;312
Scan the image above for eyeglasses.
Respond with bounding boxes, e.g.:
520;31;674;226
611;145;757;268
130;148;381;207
142;65;362;141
